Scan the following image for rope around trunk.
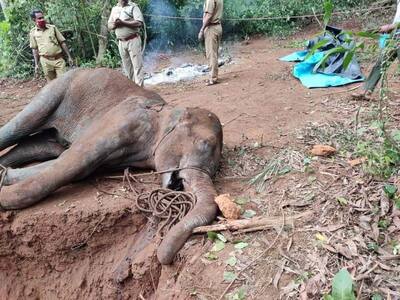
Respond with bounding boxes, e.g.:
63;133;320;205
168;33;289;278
135;188;197;235
122;168;197;235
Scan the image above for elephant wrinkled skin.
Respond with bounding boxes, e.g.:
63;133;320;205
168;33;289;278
0;68;223;265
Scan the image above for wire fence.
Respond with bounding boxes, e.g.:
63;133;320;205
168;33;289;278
143;4;395;22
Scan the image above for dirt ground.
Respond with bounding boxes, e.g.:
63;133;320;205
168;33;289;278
1;26;400;300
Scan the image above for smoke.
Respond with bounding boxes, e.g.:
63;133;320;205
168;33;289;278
146;0;180;52
144;0;203;71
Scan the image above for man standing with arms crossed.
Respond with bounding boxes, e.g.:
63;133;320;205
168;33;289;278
29;9;74;82
352;0;400;100
108;0;144;86
198;0;223;86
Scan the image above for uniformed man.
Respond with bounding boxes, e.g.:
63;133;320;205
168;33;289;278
352;0;400;100
198;0;223;86
108;0;144;86
29;9;74;82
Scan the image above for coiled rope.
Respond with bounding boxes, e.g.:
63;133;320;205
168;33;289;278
135;188;196;235
122;168;197;235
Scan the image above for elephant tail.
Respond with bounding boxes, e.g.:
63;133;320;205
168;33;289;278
157;169;218;265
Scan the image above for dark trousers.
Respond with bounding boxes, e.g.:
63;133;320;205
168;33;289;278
363;46;400;92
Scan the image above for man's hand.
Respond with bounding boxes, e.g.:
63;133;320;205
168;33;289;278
34;65;40;78
115;18;124;28
380;24;395;33
68;57;74;67
198;29;204;41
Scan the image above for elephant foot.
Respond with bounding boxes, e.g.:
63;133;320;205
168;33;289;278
0;188;15;210
0;185;32;210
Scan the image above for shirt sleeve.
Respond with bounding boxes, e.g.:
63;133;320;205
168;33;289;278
108;7;117;29
204;0;215;14
29;31;38;49
132;5;144;23
54;26;66;43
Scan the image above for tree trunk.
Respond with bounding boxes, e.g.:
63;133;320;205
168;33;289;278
96;0;111;65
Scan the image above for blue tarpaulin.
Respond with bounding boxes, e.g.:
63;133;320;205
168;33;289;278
280;50;364;88
280;33;389;89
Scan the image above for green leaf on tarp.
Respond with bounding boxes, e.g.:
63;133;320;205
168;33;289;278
223;271;237;282
304;38;330;60
331;269;356;300
211;240;225;252
313;46;347;72
342;50;354;71
355;31;379;39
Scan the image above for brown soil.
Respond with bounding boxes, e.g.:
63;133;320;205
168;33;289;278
1;28;400;300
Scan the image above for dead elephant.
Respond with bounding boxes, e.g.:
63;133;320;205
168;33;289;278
0;68;223;265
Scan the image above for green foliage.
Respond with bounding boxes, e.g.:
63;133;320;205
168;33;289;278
371;293;383;300
357;137;400;179
324;269;356;300
383;184;400;210
223;271;237;282
383;184;397;199
323;0;334;27
0;20;11;74
0;0;377;78
227;288;246;300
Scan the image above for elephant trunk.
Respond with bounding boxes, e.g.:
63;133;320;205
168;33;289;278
157;169;218;265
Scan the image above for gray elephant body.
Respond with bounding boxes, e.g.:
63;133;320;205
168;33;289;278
0;68;223;264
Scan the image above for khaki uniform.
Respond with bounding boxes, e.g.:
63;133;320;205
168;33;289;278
108;3;144;86
204;0;223;82
29;24;67;81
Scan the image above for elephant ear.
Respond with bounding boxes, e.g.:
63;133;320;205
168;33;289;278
157;169;218;265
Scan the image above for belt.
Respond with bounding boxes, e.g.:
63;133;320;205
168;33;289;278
118;33;139;42
41;53;63;60
209;22;221;26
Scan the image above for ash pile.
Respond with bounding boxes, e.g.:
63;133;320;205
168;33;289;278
144;56;232;85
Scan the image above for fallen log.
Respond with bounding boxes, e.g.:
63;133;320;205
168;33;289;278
193;210;313;234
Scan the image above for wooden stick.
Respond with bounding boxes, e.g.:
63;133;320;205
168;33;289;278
193;211;313;234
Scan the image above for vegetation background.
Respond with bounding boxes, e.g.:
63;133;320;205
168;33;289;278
0;0;376;78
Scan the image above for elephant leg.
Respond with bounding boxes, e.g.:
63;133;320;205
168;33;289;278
0;104;149;210
0;78;67;151
3;161;54;186
0;130;65;168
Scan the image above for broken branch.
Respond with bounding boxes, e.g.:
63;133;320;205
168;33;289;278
193;211;313;234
